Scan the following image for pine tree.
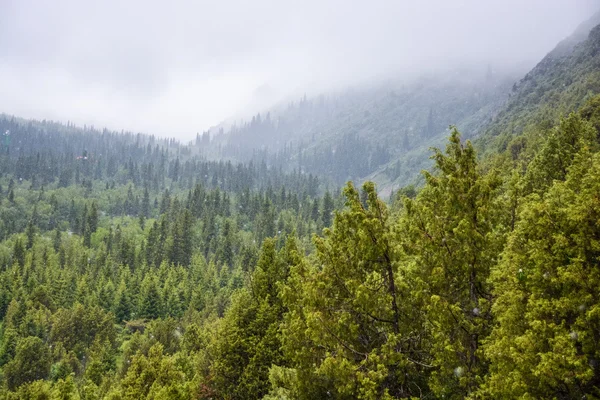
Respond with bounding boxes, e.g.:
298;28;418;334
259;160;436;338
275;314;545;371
275;182;425;399
400;128;504;398
83;221;92;247
13;239;25;267
142;186;151;218
114;281;132;322
25;219;35;250
139;276;163;319
88;201;99;233
523;113;597;194
211;238;294;399
481;126;600;398
310;199;319;222
216;219;235;269
4;336;51;390
321;190;334;227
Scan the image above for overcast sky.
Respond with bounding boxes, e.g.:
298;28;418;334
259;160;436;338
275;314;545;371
0;0;597;139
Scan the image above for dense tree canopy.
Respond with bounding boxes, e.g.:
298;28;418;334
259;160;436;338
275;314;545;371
1;20;600;397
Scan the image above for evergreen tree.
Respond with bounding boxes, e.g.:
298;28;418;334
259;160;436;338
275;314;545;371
276;183;424;399
481;126;600;398
114;280;132;323
25;219;36;250
139;276;163;319
4;336;51;390
321;190;334;227
88;201;99;233
212;238;294;399
142;185;151;218
13;238;26;267
400;128;504;397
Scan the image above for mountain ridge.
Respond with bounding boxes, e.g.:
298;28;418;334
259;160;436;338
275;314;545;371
199;12;600;194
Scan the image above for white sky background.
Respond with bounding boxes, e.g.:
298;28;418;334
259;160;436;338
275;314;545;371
0;0;598;139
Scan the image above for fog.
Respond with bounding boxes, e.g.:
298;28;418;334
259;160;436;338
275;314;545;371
0;0;597;139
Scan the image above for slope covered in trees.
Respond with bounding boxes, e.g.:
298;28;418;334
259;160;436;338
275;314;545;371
1;14;600;400
199;11;600;195
0;116;341;397
481;10;600;154
202;69;515;192
2;96;600;398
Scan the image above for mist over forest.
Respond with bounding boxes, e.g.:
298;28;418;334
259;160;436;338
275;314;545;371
1;1;600;399
0;0;596;136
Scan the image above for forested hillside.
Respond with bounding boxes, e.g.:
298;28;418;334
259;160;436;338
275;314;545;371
200;11;600;195
481;10;600;154
1;12;600;400
202;70;515;192
0;116;339;397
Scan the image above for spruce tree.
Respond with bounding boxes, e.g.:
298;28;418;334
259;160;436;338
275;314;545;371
400;128;504;398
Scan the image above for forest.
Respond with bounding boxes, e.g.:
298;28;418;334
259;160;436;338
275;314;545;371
0;91;598;398
1;9;600;400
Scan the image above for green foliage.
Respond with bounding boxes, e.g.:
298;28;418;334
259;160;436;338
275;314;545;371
275;182;425;399
522;113;597;194
1;18;600;398
209;238;295;399
400;128;505;397
209;70;515;189
481;142;600;398
119;343;189;399
4;336;51;390
0;110;331;396
139;276;163;320
50;304;116;357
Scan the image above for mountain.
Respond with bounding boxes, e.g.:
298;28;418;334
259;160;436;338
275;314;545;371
200;69;517;194
481;10;600;154
2;10;600;400
200;12;600;196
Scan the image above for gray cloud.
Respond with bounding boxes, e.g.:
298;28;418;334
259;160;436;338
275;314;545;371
0;0;597;139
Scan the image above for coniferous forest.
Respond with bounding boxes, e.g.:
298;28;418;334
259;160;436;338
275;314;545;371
2;6;600;400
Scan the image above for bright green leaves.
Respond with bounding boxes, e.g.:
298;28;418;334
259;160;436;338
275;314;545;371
273;129;506;399
209;237;297;399
119;343;190;400
276;181;425;399
4;336;51;390
523;112;597;194
401;128;504;398
483;149;600;398
50;304;116;357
